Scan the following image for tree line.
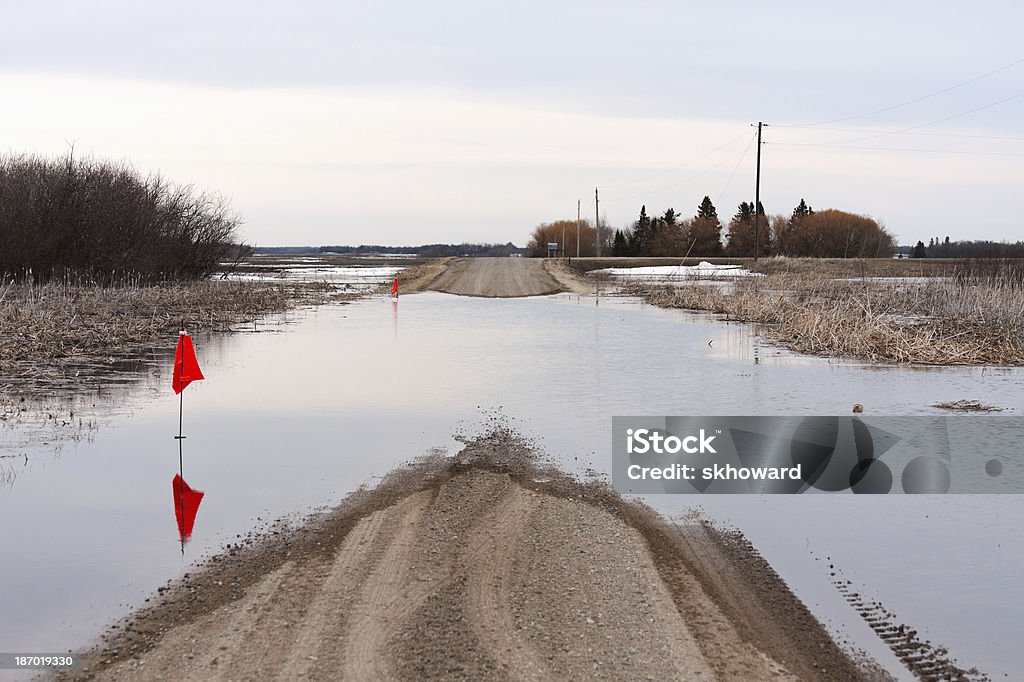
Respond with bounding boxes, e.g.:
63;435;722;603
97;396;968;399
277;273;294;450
0;152;247;283
911;237;1024;259
528;196;897;259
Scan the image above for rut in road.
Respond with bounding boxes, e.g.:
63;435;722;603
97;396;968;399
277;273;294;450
74;429;873;682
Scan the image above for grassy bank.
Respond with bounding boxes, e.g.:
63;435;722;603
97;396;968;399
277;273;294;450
630;271;1024;365
0;278;361;391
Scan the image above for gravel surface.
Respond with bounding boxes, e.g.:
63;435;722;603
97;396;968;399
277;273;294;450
424;258;565;297
59;431;879;681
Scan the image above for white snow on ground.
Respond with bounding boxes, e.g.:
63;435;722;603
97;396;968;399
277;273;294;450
593;261;763;279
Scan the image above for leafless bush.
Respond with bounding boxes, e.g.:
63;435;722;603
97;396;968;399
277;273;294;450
0;152;247;283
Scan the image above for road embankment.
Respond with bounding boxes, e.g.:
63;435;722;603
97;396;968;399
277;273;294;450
63;431;874;681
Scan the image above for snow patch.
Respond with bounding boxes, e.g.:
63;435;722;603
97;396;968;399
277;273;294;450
593;262;763;279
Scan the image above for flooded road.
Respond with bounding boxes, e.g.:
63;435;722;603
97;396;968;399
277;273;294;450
2;290;1023;678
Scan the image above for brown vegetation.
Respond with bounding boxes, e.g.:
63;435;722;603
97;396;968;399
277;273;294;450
0;278;359;391
593;197;897;259
0;152;247;283
525;220;613;257
630;269;1024;364
774;209;896;258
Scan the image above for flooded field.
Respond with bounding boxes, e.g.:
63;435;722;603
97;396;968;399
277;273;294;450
2;288;1022;679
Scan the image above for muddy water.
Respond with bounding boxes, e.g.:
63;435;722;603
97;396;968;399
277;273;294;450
2;291;1022;679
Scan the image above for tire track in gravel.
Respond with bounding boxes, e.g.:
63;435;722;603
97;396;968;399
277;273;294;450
463;484;553;681
71;434;876;682
277;501;397;679
338;490;435;680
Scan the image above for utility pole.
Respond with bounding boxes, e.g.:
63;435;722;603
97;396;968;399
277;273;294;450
561;219;566;258
576;199;581;258
594;187;600;257
752;122;768;262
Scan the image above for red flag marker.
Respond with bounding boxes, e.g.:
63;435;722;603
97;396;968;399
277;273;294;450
173;331;205;394
391;277;399;298
172;474;205;542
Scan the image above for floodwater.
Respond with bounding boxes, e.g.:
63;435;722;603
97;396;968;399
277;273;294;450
2;287;1023;679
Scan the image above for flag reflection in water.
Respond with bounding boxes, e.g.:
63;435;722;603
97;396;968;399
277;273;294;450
172;329;206;550
172;473;205;543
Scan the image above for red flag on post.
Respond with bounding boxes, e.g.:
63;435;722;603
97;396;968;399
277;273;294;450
391;278;399;297
172;474;205;541
172;331;205;394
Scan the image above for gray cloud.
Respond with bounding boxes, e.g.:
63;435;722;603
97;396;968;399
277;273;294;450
4;1;1022;125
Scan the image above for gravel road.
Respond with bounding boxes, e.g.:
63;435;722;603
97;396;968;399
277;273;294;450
64;432;875;682
423;257;566;297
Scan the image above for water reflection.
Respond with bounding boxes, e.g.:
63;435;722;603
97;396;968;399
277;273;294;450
172;473;204;547
1;291;1022;677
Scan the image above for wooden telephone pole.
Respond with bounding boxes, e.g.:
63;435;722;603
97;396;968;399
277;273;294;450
594;187;600;257
576;199;581;258
752;122;768;262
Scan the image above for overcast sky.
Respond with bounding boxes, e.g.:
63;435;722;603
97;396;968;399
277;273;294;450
3;1;1022;247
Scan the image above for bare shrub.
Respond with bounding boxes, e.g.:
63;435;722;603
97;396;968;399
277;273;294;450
0;152;247;283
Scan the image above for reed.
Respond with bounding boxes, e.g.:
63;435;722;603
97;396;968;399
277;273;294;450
0;278;358;390
631;271;1024;365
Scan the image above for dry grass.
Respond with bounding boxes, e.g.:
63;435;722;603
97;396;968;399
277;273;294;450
0;278;362;391
631;271;1024;365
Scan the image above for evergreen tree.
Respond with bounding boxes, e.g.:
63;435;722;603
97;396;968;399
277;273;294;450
696;195;718;221
734;201;754;223
638;205;650;232
629;204;654;255
912;240;927;258
792;198;813;221
648;211;689;256
612;229;628;256
778;199;814;256
725;201;772;256
690;196;722;256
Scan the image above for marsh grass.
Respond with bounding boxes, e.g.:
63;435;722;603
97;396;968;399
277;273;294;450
632;271;1024;364
0;278;361;391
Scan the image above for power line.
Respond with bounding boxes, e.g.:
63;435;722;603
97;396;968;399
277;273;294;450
771;124;1024;142
716;131;757;205
769;141;1024;157
603;137;759;204
839;90;1024;143
599;129;751;190
815;90;1024;146
798;56;1024;126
